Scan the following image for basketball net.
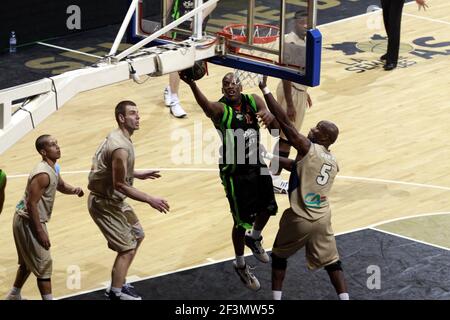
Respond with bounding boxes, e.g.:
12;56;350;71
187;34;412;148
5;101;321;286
220;24;279;88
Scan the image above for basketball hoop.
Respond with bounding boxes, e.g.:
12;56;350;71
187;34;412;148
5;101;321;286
220;24;280;88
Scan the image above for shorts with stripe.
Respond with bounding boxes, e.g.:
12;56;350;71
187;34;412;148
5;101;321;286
220;167;278;230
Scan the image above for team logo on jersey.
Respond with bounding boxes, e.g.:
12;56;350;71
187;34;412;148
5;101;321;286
183;0;194;10
304;193;327;208
236;110;254;124
16;200;25;211
326;34;450;73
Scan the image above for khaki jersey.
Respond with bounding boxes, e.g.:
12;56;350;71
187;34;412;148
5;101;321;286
88;129;135;201
290;143;338;221
16;161;59;223
283;31;307;92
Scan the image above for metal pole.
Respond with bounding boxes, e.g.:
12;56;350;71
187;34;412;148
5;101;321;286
247;0;255;45
193;0;204;40
162;0;168;27
308;0;317;29
109;0;140;56
279;0;286;64
115;0;218;61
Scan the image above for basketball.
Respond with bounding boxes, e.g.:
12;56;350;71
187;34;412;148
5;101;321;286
180;60;207;81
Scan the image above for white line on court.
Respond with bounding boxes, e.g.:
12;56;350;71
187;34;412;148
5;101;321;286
56;254;249;300
9;169;450;192
338;175;450;191
7;168;218;178
370;227;450;252
99;275;141;290
37;42;103;59
318;9;381;28
403;13;450;26
369;211;450;228
55;211;450;299
316;1;418;28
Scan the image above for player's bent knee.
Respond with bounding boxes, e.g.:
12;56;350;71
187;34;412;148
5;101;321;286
271;253;287;270
119;248;136;257
135;231;145;241
137;234;145;241
324;260;343;272
133;224;145;240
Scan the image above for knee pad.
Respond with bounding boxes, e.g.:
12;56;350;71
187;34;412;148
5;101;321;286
37;278;51;282
271;253;287;270
324;260;343;272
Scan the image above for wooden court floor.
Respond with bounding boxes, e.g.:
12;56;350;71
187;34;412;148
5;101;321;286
1;0;449;299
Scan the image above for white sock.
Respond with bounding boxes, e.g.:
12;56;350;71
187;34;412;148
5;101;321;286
42;294;53;300
111;287;122;294
10;287;21;295
338;293;349;300
171;93;179;102
250;229;262;239
273;290;282;300
235;256;246;268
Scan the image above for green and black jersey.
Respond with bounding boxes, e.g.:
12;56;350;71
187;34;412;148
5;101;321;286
171;0;210;31
0;169;6;189
215;94;262;175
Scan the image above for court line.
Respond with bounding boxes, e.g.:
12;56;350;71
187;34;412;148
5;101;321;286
56;253;248;300
55;225;370;300
318;2;413;28
29;0;448;300
99;275;141;290
56;211;450;299
317;8;381;28
338;175;450;192
403;13;450;26
317;1;417;28
369;211;450;228
8;169;450;192
37;42;103;59
370;227;450;252
6;168;217;178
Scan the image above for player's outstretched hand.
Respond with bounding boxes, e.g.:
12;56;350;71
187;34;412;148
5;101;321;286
135;170;161;180
258;75;268;89
148;196;170;214
416;0;428;11
179;70;195;85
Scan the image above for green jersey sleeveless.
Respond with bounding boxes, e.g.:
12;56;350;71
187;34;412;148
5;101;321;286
0;169;6;189
215;94;261;174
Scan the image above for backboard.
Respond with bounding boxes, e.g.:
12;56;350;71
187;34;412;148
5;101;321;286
131;0;321;86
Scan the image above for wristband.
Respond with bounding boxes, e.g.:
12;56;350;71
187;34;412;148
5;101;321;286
262;87;271;95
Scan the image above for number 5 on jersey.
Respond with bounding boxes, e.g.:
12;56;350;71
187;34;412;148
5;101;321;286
316;164;332;185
